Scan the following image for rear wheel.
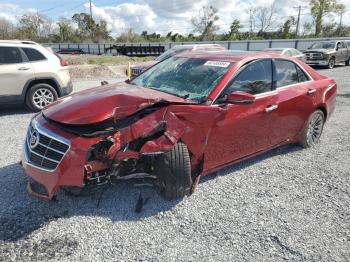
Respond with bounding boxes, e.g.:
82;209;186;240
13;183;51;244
25;83;58;112
155;142;192;200
299;110;325;148
328;58;335;69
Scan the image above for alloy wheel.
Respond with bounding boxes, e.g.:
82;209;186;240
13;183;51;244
32;88;55;109
306;112;324;146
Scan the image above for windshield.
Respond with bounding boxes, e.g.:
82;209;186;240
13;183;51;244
309;42;336;49
130;57;233;102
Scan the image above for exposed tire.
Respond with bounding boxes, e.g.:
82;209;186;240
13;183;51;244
328;57;335;69
155;142;192;200
25;83;58;112
299;110;325;148
345;59;350;66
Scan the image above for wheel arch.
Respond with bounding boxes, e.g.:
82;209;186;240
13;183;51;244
316;105;328;121
22;78;62;101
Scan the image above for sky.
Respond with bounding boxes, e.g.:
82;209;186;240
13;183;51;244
0;0;349;35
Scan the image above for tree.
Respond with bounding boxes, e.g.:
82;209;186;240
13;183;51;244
310;0;345;36
19;13;51;41
72;13;111;42
0;18;15;39
227;19;242;40
281;17;296;39
57;18;76;42
255;0;278;33
191;5;219;41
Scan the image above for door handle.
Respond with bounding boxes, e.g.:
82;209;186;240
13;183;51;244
307;89;316;95
265;104;278;113
18;67;30;71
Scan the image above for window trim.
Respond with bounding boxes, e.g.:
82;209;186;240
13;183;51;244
0;46;26;65
212;58;274;105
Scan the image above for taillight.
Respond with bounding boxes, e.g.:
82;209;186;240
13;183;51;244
60;59;69;66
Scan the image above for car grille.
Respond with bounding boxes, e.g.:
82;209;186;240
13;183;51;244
305;52;323;60
131;68;143;76
25;127;70;171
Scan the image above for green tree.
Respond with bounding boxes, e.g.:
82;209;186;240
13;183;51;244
310;0;345;36
227;19;242;40
191;5;219;40
57;18;76;42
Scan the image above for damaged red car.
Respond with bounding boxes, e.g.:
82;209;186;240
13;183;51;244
21;51;337;200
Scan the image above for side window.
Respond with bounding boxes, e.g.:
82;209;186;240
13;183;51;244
22;48;46;61
0;47;23;64
296;66;309;82
274;60;299;88
225;59;272;95
284;50;293;56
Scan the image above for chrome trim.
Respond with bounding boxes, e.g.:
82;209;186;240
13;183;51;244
23;121;71;172
323;83;336;102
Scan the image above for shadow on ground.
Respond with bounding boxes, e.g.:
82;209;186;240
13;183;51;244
0;143;302;242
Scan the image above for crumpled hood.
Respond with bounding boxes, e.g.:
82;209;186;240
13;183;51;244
43;83;188;125
304;48;335;54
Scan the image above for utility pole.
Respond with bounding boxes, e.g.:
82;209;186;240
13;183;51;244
89;0;93;20
295;5;301;38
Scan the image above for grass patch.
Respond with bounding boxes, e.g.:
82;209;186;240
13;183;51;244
88;55;154;65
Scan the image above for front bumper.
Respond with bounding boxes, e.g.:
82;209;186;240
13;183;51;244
305;60;329;66
60;80;73;96
21;116;101;199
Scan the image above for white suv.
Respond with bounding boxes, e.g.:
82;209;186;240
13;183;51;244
0;40;72;111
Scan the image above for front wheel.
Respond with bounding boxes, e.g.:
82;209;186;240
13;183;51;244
328;58;335;69
25;83;58;112
299;110;325;148
155;142;192;200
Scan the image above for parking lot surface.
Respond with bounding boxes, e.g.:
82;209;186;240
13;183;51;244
0;67;349;261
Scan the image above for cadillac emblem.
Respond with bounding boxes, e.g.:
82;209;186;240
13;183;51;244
30;130;40;149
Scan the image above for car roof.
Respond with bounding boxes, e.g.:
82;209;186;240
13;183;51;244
0;40;38;46
175;50;283;62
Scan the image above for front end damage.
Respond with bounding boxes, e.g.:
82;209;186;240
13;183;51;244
21;101;200;200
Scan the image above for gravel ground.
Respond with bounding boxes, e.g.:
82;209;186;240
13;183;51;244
0;67;349;261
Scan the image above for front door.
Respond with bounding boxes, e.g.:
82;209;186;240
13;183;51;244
204;59;279;171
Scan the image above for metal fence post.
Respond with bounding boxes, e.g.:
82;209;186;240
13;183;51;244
295;40;299;49
269;40;272;48
228;41;231;50
246;41;250;51
88;44;90;54
98;44;101;55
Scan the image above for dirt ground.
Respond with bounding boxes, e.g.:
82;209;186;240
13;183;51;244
63;54;154;80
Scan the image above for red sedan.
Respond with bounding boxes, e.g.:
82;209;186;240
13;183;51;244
21;51;337;200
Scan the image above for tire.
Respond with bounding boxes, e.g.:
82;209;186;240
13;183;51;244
328;58;335;69
299;110;325;148
25;83;58;112
345;59;350;66
155;142;192;200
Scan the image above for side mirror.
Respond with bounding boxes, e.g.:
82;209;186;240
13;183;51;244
226;91;256;105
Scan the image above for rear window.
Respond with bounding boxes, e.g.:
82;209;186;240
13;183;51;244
22;48;46;61
0;47;23;64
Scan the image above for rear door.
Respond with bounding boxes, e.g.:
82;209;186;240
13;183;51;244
273;59;316;143
0;46;34;96
204;59;280;170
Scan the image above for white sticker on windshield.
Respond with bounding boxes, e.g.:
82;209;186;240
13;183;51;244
204;61;230;68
